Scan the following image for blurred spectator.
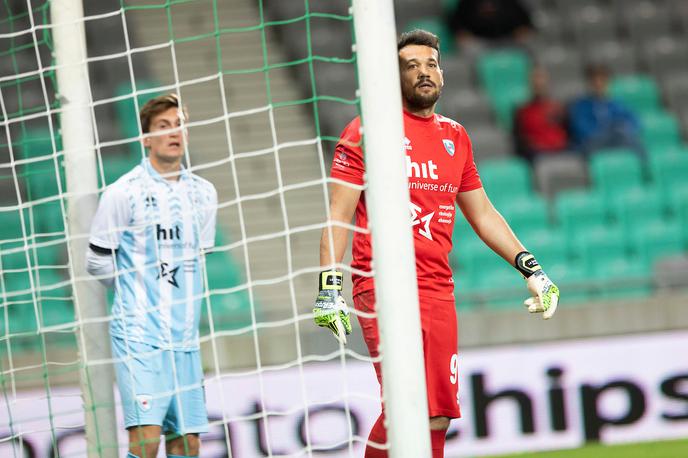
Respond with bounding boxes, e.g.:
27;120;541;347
514;66;569;162
447;0;534;52
568;64;643;157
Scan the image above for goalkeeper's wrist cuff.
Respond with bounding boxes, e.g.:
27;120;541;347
514;251;542;278
318;270;343;291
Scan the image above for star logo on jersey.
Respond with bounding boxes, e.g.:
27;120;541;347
410;203;434;241
443;139;455;156
404;137;413;150
158;262;180;288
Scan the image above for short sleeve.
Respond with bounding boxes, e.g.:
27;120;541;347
200;185;218;249
330;117;365;186
458;128;483;193
89;186;131;249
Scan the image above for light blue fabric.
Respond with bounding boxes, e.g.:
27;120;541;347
126;453;141;458
112;336;209;434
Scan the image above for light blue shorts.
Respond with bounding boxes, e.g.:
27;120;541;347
111;337;208;434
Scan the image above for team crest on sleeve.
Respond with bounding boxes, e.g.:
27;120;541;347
442;139;455;156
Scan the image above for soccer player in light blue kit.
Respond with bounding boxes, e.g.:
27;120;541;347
86;94;217;458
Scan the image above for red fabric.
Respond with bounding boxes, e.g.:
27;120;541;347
354;290;461;419
364;414;388;458
330;112;482;301
431;429;447;458
514;98;568;153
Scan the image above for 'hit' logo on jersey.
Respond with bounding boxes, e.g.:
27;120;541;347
156;224;181;241
407;156;439;180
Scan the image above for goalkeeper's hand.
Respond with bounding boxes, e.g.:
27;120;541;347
313;270;352;344
515;251;560;320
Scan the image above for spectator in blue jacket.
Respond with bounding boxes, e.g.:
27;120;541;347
568;64;643;158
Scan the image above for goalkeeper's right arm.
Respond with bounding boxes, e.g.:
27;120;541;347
314;182;361;343
85;244;116;287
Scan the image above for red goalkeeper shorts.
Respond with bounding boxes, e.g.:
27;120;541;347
353;290;461;419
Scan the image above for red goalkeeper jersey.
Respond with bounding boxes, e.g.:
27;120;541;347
330;111;482;301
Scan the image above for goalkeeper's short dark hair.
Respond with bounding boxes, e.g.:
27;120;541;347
139;93;189;134
397;29;441;62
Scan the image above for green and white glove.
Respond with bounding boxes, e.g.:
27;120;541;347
515;251;560;320
313;270;352;344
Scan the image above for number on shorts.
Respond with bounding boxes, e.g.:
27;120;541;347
449;353;459;385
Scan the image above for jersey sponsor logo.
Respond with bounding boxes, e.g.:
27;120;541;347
144;195;158;208
156;224;181;241
410;203;434;240
404;137;413;150
443;139;455;156
136;394;153;412
158;262;180;288
406;156;439;180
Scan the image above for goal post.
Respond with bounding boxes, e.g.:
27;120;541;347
352;1;431;456
50;0;118;456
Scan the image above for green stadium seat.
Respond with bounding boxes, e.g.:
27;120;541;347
609;75;661;114
0;208;30;243
1;242;62;271
590;149;644;199
609;186;665;233
555;189;608;242
577;225;628;273
114;80;163;156
476;262;524;309
593;257;652;300
32;199;65;234
519;228;567;267
650;151;688;198
646;143;688;161
640;111;681;149
630;219;684;266
100;154;140;187
17;128;66;200
478;157;533;205
477;50;531;128
404;18;455;55
202;250;253;332
668;184;688;244
500;195;550;236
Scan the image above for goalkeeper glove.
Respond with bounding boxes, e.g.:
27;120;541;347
515;251;560;320
313;270;352;344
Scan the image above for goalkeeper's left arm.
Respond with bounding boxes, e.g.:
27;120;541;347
456;187;560;319
314;182;361;343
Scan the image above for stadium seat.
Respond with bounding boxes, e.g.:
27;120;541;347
577;225;628;272
593;256;652;300
571;4;618;47
533;154;588;199
589;149;644;199
476;262;524;310
403;17;455;55
609;186;665;233
667;184;688;244
609;75;661;115
586;40;637;76
100;154;140;187
500;195;550;236
477;157;532;205
466;125;513;161
17;128;66;200
490;83;530;128
545;261;590;303
0;208;30;243
642;36;688;80
477;50;531;127
621;0;672;45
555;189;608;241
630;219;684;266
32;198;65;234
640;111;681;149
114;80;163;156
519;228;567;268
646;143;688;161
649;150;688;198
202;249;254;332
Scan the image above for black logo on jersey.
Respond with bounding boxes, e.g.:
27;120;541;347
145;195;157;208
156;224;181;241
158;262;180;288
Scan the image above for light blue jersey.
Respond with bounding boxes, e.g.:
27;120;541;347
89;159;217;350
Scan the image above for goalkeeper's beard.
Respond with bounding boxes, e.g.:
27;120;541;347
403;85;441;112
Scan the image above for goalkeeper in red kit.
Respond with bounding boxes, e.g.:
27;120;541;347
313;30;560;457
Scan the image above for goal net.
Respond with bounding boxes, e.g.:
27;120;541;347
0;0;421;457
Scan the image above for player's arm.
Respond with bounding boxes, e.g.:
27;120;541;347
86;187;130;287
314;182;361;343
456;188;560;319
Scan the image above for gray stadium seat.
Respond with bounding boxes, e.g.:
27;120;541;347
662;71;688;118
641;36;688;81
441;89;494;128
550;77;586;104
654;255;688;289
311;62;357;99
440;55;474;92
571;4;618;47
531;9;566;43
467;125;513;161
533;153;588;198
538;45;583;84
587;40;638;76
621;0;673;44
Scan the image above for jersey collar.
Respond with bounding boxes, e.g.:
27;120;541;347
142;158;190;183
